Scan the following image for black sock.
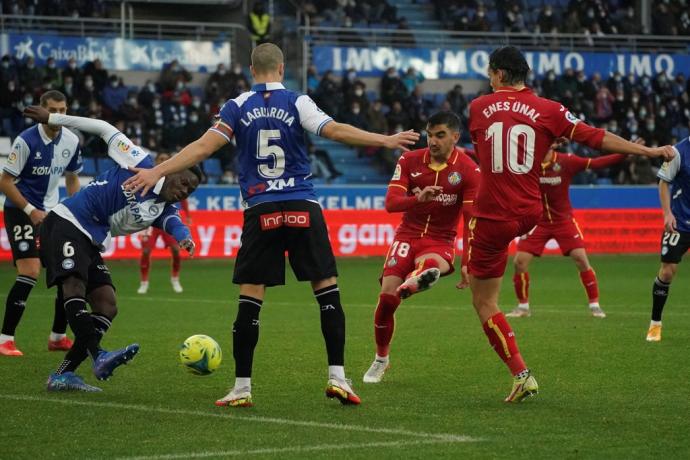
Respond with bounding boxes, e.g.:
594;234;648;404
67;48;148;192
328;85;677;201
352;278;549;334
2;275;36;336
51;287;68;335
652;277;671;322
314;284;345;366
57;313;113;375
63;297;100;359
233;295;262;378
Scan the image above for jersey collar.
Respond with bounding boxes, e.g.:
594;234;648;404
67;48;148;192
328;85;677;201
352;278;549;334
424;147;459;171
494;86;531;94
251;82;285;92
38;124;61;145
153;177;166;196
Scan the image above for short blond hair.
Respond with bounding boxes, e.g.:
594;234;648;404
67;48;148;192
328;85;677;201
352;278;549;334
251;43;284;75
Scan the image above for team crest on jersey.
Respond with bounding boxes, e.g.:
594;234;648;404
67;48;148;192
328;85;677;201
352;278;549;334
387;256;397;267
34;151;42;160
149;205;159;215
18;241;29;252
117;140;131;152
448;171;462;185
7;151;17;165
61;148;71;158
392;164;401;181
552;163;562;172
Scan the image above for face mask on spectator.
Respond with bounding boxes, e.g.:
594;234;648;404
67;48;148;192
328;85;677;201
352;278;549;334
192;98;201;108
153;101;161;109
147;83;155;92
2;61;9;68
646;122;655;130
8;82;15;91
189;114;199;123
632;96;639;104
354;88;363;97
352;106;360;115
347;71;356;81
110;80;118;88
614;75;621;82
626;110;635;119
639;108;647;118
233;66;242;74
617;94;624;101
171;64;179;72
478;11;485;17
71;102;79;111
610;122;618;131
659;109;667;117
218;68;226;76
544;9;551;17
630;123;638;133
24;96;33;105
48;61;56;69
659;75;667;84
176;81;184;90
85;79;93;89
128;97;137;105
548;74;555;81
69;61;77;69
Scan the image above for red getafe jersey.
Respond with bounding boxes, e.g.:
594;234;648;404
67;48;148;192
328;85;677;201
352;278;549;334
387;147;480;242
469;87;604;221
539;152;625;222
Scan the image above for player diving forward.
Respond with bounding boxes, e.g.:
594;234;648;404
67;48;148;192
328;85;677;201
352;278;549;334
508;145;626;318
23;105;199;392
363;111;480;383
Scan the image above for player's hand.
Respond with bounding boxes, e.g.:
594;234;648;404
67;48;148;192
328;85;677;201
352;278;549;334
456;265;470;289
123;167;162;196
29;209;47;226
179;238;195;257
664;212;677;233
384;130;420;151
647;145;675;162
417;185;443;203
550;137;569;150
23;105;50;124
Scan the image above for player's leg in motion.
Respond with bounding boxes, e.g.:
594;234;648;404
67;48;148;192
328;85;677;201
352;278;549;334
138;234;153;294
364;276;401;383
508;251;533;318
169;244;183;293
569;248;605;318
396;255;443;299
0;259;39;356
647;262;676;342
215;284;263;408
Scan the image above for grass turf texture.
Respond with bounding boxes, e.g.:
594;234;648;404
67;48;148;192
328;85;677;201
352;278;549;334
1;255;689;459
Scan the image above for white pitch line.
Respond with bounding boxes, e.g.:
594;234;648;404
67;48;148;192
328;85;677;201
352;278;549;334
117;439;470;460
0;394;478;443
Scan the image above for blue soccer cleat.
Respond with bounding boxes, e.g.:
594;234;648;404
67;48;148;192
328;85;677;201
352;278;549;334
93;344;140;380
46;372;102;392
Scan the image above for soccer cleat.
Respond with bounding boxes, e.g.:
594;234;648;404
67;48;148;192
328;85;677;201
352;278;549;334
589;306;607;318
646;324;662;342
326;378;361;405
137;281;149;294
0;340;23;356
506;307;531;318
46;372;102;392
363;359;390;383
397;267;441;299
504;371;539;403
215;387;253;407
171;277;183;293
48;336;73;351
93;344;140;380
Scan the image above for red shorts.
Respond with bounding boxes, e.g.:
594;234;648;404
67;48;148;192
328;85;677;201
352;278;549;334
516;218;585;256
140;227;177;250
468;214;540;279
381;236;455;280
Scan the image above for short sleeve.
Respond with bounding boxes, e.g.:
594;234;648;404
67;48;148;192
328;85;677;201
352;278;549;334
2;136;30;177
106;132;148;168
545;102;582;139
66;144;83;173
658;151;681;183
295;95;333;136
389;155;410;192
461;160;481;204
209;100;241;143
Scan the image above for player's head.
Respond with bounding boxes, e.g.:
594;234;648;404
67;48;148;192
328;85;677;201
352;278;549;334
250;43;284;81
488;46;530;89
40;90;67;133
160;165;203;203
426;111;461;159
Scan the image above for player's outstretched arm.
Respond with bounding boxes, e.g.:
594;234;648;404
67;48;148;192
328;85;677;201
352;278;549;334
600;131;674;161
24;106;120;145
124;131;226;195
320;121;419;151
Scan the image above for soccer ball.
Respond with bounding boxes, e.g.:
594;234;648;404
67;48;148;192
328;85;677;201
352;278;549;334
179;334;222;375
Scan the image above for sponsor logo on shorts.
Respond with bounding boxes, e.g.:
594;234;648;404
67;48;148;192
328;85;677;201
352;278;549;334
260;211;311;230
387;256;397;267
448;171;461;185
62;258;75;270
661;246;669;255
18;241;29;252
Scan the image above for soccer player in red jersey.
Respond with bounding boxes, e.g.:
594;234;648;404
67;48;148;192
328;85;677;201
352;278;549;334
467;46;674;402
363;112;480;383
137;153;193;294
508;145;626;319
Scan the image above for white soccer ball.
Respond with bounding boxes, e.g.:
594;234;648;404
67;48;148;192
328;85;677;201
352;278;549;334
179;334;222;375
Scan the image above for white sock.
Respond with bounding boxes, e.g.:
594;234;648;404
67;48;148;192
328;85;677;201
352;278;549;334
589;302;600;308
518;303;530;310
328;365;345;380
650;320;662;327
375;354;389;363
49;332;66;341
0;334;14;343
235;377;251;391
140;281;149;286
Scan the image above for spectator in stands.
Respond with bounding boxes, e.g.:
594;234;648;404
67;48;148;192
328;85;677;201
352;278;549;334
612;89;627;121
76;74;99;108
616;6;637;35
227;63;250;99
248;2;271;44
19;57;43;92
341;101;369;132
541;70;559;100
61;57;83;88
0;79;21;138
679;11;690;35
656;105;673;145
170;80;193;107
594;85;614;122
537;5;557;34
562;9;583;34
44;57;61;89
183;110;208;146
314;70;341;118
121;92;146;124
341;68;359;100
504;3;526;32
159;59;191;93
190;95;209;123
446;84;467;120
101;75;128;118
205;63;231;105
307;64;320;95
653;2;677;35
405;85;432;131
345;81;369;114
138;80;158;109
83;59;109;91
60;75;77;102
0;55;18;87
469;6;491;32
161;91;188;149
380;67;407;106
386;100;410;133
68;98;87;117
401;67;424;94
307;141;343;182
394;17;416;46
367;99;387;135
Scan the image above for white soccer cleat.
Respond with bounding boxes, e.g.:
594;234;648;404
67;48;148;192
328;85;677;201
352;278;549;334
506;307;531;318
363;359;390;383
396;267;441;299
215;386;253;407
589;306;607;318
171;277;183;293
137;281;149;295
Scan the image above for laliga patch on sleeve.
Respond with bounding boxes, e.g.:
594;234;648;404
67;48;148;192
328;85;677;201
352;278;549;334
565;110;580;125
392;164;401;181
117;140;131;152
7;151;17;164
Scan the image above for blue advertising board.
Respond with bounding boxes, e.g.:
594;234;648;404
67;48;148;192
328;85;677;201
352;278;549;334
312;46;690;79
0;33;230;72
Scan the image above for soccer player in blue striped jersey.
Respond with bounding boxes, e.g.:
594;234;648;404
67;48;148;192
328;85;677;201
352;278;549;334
0;91;82;357
22;105;200;391
124;43;419;407
647;136;690;342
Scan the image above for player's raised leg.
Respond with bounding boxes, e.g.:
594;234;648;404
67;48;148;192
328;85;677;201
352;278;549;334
397;254;446;299
508;251;533;317
648;262;676;342
569;248;605;318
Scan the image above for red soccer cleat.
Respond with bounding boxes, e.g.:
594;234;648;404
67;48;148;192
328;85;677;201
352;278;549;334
326;378;361;405
48;336;74;351
0;340;24;356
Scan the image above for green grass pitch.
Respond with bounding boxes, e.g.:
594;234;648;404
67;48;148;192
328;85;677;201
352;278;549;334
1;255;689;459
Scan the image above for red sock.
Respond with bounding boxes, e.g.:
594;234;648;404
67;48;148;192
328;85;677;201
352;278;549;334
406;257;439;280
512;272;530;304
374;293;401;357
579;268;599;303
482;312;527;375
171;251;181;278
140;252;151;282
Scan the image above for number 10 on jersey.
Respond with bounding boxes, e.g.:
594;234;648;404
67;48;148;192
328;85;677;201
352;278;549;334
486;122;536;174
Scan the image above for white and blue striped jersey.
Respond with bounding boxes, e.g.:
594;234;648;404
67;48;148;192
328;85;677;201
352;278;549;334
210;82;333;207
2;124;82;211
51;129;190;250
658;137;690;233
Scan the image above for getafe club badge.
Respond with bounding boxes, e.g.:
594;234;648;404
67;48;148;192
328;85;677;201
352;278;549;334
387;257;397;267
552;163;561;173
448;171;461;185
